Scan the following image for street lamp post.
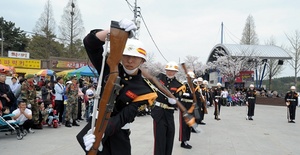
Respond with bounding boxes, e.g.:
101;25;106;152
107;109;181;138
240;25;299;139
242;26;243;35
70;0;75;55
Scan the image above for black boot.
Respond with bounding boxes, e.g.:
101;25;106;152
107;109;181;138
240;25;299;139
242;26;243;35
72;121;80;126
181;141;192;149
65;121;72;127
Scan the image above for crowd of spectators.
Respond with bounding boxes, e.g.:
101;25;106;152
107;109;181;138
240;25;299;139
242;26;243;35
0;73;97;136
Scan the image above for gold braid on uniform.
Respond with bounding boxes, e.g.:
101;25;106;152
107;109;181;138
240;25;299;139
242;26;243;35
132;78;158;109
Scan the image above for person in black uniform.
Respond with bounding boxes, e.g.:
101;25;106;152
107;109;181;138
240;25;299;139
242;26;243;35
246;84;256;120
285;86;298;123
76;19;158;155
178;71;196;149
212;82;222;120
195;77;207;125
151;61;183;155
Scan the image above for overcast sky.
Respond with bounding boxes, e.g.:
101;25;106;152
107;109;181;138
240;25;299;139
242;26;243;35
1;0;299;77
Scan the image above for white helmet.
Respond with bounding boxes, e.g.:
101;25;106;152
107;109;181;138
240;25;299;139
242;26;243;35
197;77;203;82
193;79;198;84
165;61;179;71
123;39;147;60
217;82;222;86
291;86;296;90
249;84;254;88
203;80;208;85
187;71;195;78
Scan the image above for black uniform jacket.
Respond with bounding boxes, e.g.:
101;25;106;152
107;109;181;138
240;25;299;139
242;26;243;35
212;87;222;101
151;73;183;121
77;29;157;153
285;91;298;104
246;89;256;102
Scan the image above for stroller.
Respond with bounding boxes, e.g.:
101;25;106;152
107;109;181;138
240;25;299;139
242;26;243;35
0;114;24;140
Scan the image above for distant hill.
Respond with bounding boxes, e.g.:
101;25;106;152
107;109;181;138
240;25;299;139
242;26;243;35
262;76;299;94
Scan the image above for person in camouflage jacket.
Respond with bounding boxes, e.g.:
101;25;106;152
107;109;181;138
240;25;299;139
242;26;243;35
65;76;79;127
21;74;41;129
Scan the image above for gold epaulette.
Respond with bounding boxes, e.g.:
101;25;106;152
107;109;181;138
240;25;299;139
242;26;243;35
195;85;200;92
133;92;158;106
176;85;186;93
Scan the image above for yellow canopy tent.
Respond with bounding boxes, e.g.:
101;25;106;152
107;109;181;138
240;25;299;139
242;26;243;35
56;69;75;77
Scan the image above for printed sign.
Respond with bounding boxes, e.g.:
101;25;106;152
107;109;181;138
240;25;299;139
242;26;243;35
0;57;41;68
8;51;30;59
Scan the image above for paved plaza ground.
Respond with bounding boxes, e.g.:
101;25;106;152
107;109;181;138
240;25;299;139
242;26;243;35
1;104;299;155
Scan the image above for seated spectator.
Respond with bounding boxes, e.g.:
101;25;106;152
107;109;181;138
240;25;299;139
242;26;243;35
46;104;58;126
38;101;48;126
12;100;35;134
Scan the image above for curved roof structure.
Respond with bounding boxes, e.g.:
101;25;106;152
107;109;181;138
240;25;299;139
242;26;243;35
207;44;292;63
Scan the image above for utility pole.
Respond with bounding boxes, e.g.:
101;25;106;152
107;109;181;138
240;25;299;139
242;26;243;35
1;30;3;57
70;0;75;55
133;0;141;39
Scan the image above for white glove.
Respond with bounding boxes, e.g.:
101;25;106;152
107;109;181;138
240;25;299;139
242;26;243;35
183;93;190;97
168;98;177;105
83;129;104;152
119;18;137;32
83;129;95;151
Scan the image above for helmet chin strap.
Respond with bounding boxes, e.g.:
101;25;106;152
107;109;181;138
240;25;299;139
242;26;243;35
123;66;138;75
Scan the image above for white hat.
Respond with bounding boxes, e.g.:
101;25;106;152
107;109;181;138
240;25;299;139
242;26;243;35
66;81;72;84
203;80;208;85
165;61;179;71
217;82;222;86
197;77;203;82
249;84;254;88
290;86;296;90
123;39;146;60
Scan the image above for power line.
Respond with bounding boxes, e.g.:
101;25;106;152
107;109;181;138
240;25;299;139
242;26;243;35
125;0;168;62
223;25;242;44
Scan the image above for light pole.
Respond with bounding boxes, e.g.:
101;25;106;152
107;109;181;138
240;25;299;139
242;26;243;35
1;30;3;57
70;0;75;55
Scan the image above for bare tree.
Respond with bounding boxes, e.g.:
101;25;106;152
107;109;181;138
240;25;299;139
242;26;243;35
240;15;259;45
27;0;62;59
33;0;56;37
184;55;204;78
264;36;284;90
59;0;85;56
285;30;300;86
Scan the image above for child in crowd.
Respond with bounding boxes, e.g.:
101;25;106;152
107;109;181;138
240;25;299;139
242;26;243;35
46;104;59;126
1;106;13;121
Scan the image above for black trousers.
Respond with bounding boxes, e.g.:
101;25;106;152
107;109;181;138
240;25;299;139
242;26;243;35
77;97;83;119
54;100;64;123
151;106;175;155
198;101;205;123
20;119;34;130
214;100;221;116
247;100;255;117
288;102;297;120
